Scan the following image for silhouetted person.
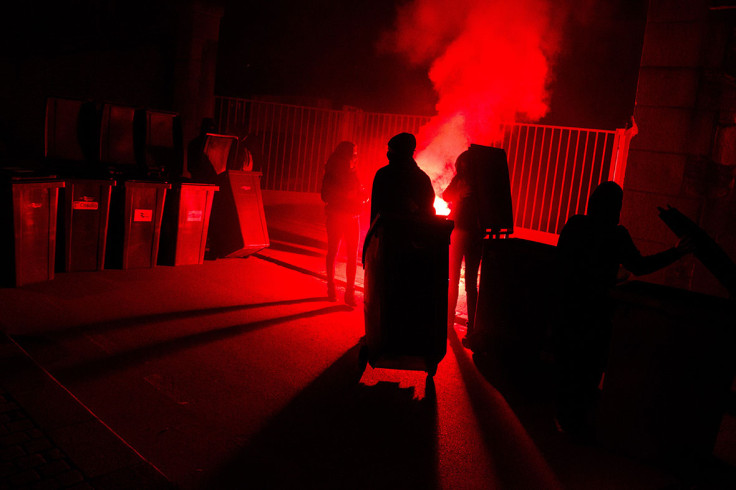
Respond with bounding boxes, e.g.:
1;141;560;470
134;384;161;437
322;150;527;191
321;141;366;306
443;150;482;345
554;181;693;440
370;132;435;223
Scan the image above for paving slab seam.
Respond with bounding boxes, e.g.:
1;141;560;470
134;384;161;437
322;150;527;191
1;333;172;489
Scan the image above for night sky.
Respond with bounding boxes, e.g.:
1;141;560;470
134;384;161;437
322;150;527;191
216;0;649;130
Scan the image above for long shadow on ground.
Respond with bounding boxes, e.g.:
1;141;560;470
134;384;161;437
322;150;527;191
33;297;332;340
201;344;439;490
471;342;736;489
33;304;353;382
448;329;561;489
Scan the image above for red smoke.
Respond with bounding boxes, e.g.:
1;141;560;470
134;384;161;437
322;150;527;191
385;0;563;195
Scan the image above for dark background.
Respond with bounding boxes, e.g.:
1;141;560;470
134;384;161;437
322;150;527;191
216;0;649;129
0;0;648;161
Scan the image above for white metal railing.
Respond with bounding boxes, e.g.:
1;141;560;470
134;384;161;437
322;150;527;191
215;96;631;237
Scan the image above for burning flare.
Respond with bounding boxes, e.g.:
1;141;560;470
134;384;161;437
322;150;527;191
434;196;451;216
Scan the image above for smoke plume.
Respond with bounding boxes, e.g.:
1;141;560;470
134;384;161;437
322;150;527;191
384;0;566;193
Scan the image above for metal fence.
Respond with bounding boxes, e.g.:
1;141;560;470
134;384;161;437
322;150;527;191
215;96;630;237
487;123;627;236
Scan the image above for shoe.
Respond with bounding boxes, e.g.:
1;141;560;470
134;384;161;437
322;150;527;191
327;282;337;302
344;289;357;307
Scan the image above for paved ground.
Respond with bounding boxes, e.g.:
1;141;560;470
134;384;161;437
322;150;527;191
0;190;734;489
0;334;170;490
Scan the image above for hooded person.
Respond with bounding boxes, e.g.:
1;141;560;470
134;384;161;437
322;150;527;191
369;132;435;223
553;181;693;439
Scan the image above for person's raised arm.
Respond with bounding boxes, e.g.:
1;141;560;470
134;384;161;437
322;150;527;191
619;227;692;276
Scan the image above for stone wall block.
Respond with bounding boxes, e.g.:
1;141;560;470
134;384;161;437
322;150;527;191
621;190;702;244
640;21;707;68
636;68;699;109
624;150;686;195
647;0;709;23
687;111;717;156
631;106;691;154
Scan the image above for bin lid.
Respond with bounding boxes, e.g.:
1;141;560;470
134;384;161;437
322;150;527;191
174;182;219;191
0;167;57;180
0;168;64;188
63;178;116;186
123;180;172;189
659;205;736;298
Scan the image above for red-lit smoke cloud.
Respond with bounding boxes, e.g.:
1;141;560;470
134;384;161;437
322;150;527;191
384;0;566;194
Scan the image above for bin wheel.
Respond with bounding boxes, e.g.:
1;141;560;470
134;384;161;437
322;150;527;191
358;345;369;377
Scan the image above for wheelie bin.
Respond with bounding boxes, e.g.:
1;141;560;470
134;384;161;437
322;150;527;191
471;237;557;363
189;132;269;258
207;170;269;258
158;183;218;266
0;175;64;286
105;180;170;269
597;206;736;466
56;179;115;272
599;280;734;464
360;214;454;377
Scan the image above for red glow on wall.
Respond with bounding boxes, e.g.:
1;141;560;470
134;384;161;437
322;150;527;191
387;0;561;195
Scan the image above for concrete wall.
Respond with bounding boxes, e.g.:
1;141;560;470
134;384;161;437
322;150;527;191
623;0;736;297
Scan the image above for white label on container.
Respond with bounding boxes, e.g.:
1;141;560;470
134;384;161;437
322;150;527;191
240;185;251;192
73;200;99;210
187;210;203;222
29;202;42;209
134;209;153;222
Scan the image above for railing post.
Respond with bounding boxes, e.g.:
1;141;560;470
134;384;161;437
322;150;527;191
609;117;638;186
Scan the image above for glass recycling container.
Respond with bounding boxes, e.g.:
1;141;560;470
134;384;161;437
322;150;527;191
106;180;170;269
207;170;269;258
158;183;218;266
57;179;115;272
0;176;64;286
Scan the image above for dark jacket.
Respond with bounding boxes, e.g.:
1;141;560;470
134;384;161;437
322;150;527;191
370;158;435;223
321;168;364;217
557;214;683;310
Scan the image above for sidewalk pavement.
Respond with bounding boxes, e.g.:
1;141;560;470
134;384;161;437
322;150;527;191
0;333;170;489
0;190;733;489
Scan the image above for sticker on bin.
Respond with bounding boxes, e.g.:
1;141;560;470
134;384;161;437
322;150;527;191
240;185;251;191
73;200;98;210
133;209;153;222
28;202;43;209
187;210;203;222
